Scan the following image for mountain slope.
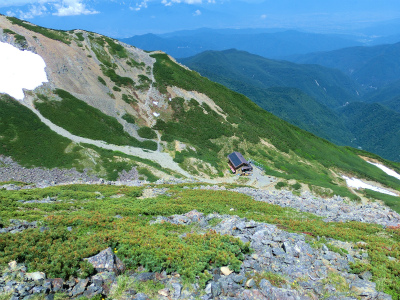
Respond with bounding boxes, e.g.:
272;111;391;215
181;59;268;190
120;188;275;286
179;49;356;145
365;79;400;111
181;49;400;162
291;42;400;91
339;102;400;162
0;15;399;197
180;49;360;109
1;16;400;299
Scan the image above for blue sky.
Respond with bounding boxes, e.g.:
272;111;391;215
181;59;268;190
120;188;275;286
1;0;400;38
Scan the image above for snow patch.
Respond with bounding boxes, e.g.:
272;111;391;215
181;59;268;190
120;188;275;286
367;161;400;181
0;42;48;100
342;176;398;196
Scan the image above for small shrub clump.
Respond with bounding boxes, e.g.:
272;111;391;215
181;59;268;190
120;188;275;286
137;127;157;139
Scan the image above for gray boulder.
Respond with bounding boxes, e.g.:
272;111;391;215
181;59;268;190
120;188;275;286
85;247;125;275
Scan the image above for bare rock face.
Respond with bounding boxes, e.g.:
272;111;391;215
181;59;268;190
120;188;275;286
85;247;125;275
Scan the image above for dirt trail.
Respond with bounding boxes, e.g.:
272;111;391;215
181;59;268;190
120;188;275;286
22;96;193;178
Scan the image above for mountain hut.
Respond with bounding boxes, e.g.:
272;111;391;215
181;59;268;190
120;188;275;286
227;151;253;174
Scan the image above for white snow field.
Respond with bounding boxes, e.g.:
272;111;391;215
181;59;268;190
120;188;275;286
343;176;398;196
367;161;400;181
0;41;48;100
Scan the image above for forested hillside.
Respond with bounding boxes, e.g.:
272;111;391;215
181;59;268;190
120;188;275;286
181;49;400;162
291;42;400;91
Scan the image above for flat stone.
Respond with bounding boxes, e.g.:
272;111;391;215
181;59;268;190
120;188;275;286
32;286;46;294
71;278;89;296
211;282;221;298
158;288;169;297
172;282;182;298
272;248;286;256
346;254;355;263
83;285;103;298
240;289;267;300
45;294;54;300
51;278;64;292
25;272;46;281
8;261;18;270
134;293;150;300
246;278;256;288
350;279;377;297
221;266;233;276
136;272;155;282
232;275;246;284
204;283;212;294
359;271;372;281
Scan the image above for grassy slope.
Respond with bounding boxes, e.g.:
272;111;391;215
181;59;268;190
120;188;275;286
366;79;400;111
177;62;353;146
180;49;400;163
180;49;359;109
339;102;400;162
0;184;399;297
151;53;400;193
179;49;357;146
35;89;157;150
0;95;81;168
291;42;400;89
0;95;164;181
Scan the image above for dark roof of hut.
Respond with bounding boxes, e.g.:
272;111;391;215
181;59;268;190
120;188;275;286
227;152;248;169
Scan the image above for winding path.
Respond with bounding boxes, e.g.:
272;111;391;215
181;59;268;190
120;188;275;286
22;97;193;178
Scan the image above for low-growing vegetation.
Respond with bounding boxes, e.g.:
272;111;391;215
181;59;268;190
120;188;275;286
122;113;135;124
137;127;157;139
364;190;400;213
126;59;145;70
137;167;159;182
97;76;106;86
2;29;26;44
101;67;134;87
136;74;152;90
104;37;128;59
0;94;81;168
7;16;71;44
0;186;399;297
121;94;137;105
35;89;156;150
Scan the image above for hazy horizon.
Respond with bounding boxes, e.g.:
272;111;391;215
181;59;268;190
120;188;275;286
1;0;400;38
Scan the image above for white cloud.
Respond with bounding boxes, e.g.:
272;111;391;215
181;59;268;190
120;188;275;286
53;0;98;16
132;0;149;11
260;14;267;19
161;0;208;6
18;4;47;19
2;0;99;18
193;9;201;16
0;0;54;8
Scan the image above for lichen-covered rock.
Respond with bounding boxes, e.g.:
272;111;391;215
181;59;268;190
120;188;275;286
85;247;125;275
25;272;46;281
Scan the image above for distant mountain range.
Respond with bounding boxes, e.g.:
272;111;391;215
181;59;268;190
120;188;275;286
290;42;400;91
180;49;400;162
120;29;364;59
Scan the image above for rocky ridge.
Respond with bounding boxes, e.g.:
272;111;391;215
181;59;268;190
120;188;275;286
197;185;400;228
1;211;392;300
